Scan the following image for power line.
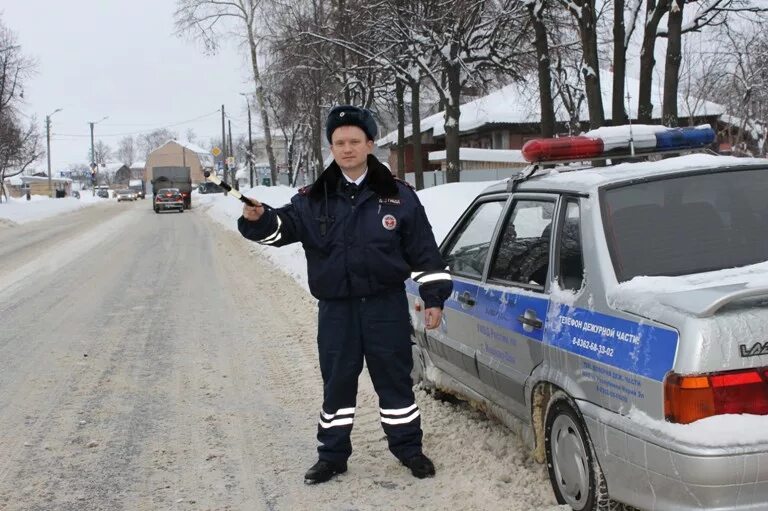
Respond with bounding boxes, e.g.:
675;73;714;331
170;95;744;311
53;109;221;138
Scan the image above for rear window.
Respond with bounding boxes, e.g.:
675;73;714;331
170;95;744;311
602;168;768;281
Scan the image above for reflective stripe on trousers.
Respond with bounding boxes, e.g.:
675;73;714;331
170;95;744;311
316;289;422;463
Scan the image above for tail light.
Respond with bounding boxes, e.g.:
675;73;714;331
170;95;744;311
664;368;768;424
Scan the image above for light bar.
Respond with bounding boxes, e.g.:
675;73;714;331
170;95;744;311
521;125;716;163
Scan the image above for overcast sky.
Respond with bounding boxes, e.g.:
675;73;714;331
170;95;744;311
4;1;256;172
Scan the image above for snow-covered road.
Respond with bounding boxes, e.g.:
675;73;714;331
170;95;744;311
0;200;566;510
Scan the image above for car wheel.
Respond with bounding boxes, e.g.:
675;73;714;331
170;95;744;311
545;393;610;511
154;207;159;213
179;208;184;213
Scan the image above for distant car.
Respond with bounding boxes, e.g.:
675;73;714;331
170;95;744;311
71;191;81;199
116;189;136;202
96;189;109;199
154;188;184;214
408;125;768;511
198;182;225;194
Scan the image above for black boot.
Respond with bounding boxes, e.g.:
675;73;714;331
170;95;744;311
304;459;348;484
402;453;435;479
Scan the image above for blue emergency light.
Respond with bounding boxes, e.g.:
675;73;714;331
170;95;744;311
522;125;716;163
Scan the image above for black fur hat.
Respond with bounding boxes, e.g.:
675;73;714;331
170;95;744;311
326;105;378;143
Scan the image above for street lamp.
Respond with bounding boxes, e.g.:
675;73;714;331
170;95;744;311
88;116;109;196
240;92;254;188
46;108;63;198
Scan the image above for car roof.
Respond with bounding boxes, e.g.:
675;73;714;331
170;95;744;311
480;154;768;196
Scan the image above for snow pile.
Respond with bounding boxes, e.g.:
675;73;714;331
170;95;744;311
0;194;106;225
629;408;768;447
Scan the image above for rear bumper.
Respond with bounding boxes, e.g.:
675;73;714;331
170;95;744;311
155;202;183;210
582;401;768;510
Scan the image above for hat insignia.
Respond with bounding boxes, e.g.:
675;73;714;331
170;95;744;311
339;112;345;117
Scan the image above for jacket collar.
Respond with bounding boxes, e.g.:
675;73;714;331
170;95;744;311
309;154;398;200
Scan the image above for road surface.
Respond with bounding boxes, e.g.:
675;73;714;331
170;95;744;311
0;200;562;511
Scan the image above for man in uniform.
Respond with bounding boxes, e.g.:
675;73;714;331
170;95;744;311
238;105;452;484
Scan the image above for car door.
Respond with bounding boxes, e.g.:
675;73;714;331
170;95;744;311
474;195;558;415
424;196;508;382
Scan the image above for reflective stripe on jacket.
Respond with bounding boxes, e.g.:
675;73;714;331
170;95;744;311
238;155;452;308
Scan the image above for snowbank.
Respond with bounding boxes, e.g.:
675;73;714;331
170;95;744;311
0;194;106;225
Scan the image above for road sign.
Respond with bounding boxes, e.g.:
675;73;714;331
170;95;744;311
212;147;222;157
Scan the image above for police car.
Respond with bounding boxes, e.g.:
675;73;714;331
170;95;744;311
406;125;768;511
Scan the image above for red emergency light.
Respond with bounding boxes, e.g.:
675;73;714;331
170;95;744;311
521;126;716;163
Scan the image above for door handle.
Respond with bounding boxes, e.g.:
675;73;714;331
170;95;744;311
517;309;543;330
457;291;476;307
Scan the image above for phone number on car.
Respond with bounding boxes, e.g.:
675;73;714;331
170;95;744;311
572;337;614;357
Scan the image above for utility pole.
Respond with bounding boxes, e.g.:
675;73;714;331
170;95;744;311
221;105;227;175
240;93;254;188
89;122;96;196
45;108;62;198
228;120;236;190
88;116;108;196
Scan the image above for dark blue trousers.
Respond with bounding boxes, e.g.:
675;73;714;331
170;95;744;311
315;289;422;463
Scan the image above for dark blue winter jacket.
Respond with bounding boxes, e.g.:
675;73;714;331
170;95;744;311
238;155;452;309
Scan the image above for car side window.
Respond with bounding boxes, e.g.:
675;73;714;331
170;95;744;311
443;200;505;279
489;199;555;289
558;200;584;291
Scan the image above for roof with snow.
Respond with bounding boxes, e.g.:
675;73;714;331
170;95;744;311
151;140;215;167
99;162;128;175
378;69;726;147
130;160;146;169
3;175;73;184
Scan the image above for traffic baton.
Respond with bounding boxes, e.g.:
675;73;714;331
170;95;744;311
204;171;257;207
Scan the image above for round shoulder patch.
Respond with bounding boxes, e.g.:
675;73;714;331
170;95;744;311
382;214;397;230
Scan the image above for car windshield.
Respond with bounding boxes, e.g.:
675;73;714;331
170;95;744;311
602;168;768;281
118;190;130;193
158;189;179;194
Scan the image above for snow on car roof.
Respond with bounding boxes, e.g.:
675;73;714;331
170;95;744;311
481;154;768;195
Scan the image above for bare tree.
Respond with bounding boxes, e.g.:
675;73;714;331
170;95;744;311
403;0;533;182
0;17;41;202
639;0;768;123
702;26;768;155
91;141;112;165
116;136;136;166
527;0;556;137
612;0;642;124
175;0;279;185
137;128;178;160
556;0;607;128
185;128;198;144
552;53;587;135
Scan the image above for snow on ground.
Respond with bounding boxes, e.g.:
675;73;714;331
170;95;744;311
0;194;107;225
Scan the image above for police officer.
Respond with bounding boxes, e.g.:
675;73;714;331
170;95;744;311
238;105;452;484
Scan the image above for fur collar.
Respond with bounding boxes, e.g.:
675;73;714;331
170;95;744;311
308;154;398;200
